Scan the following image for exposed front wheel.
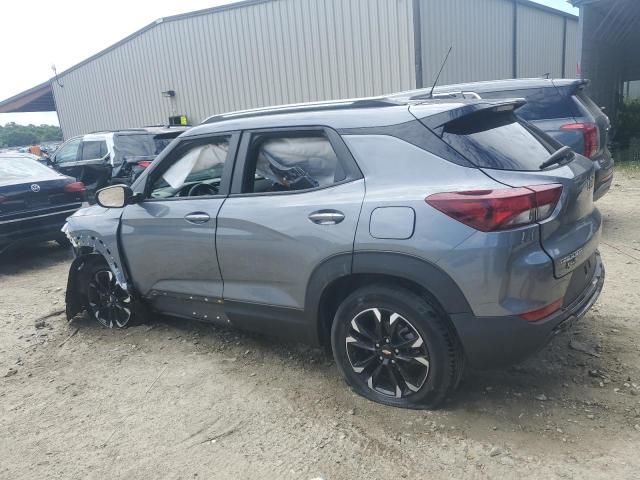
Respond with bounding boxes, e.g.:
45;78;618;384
331;285;462;409
87;267;134;328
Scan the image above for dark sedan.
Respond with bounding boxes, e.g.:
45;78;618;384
0;153;85;254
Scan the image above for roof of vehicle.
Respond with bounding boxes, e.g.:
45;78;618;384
390;78;589;102
187;97;521;137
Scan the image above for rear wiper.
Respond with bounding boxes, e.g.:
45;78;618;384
539;146;573;170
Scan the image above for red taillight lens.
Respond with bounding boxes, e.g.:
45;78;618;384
560;122;599;159
137;160;152;168
519;298;563;322
426;184;562;232
64;181;86;193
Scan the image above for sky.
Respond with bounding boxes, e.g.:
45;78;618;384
0;0;578;127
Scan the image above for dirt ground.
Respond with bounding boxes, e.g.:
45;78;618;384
1;168;639;480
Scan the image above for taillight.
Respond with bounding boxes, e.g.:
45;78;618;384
425;184;562;232
560;122;599;159
64;181;86;193
519;298;563;322
137;160;152;168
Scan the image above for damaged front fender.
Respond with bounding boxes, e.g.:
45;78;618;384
63;205;130;320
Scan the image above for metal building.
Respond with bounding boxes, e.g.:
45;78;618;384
571;0;640;120
0;0;579;139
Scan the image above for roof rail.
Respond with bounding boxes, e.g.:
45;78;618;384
203;97;400;124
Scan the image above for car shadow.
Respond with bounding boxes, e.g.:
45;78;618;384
0;241;73;276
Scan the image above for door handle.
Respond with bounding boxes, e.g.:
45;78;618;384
308;210;345;225
184;212;210;224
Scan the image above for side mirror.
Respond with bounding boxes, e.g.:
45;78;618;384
95;184;133;208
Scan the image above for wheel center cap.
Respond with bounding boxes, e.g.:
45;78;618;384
380;348;393;357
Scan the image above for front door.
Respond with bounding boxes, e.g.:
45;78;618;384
216;128;365;336
119;132;238;323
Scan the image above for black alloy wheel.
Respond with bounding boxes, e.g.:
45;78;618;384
87;269;132;328
346;307;430;398
331;284;463;409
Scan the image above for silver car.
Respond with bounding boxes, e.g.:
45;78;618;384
63;96;604;408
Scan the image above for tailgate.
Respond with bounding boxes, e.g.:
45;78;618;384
482;156;600;278
415;100;602;278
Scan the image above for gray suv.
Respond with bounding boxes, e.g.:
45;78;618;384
63;96;604;408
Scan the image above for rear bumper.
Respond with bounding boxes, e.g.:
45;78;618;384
0;206;80;253
450;251;605;368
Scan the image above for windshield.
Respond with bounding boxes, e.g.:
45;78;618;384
113;133;178;165
0;156;57;181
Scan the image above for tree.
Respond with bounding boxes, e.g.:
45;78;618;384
0;123;63;148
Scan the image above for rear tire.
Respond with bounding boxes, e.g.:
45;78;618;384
331;284;462;409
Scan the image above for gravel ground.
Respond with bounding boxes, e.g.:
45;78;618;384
1;169;639;480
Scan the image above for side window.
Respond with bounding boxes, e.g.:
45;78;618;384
80;140;108;160
149;136;230;199
243;133;345;193
55;138;81;163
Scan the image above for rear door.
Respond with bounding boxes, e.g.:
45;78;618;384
120;132;238;321
428;105;600;280
215;127;364;334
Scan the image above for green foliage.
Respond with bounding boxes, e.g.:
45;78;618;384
0;122;63;148
616;99;640;150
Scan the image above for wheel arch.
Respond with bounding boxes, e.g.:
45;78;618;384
307;251;472;347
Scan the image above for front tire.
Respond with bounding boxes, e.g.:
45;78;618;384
85;263;143;328
331;284;462;409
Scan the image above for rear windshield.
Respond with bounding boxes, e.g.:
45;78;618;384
480;87;581;121
442;110;559;171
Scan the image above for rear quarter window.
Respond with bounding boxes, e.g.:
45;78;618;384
480;87;581;121
442;110;557;171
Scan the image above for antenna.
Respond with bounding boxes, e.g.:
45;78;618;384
427;45;453;99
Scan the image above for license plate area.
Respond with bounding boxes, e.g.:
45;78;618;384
563;253;596;307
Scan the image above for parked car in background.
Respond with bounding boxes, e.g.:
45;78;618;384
48;126;188;195
63;96;603;408
392;78;613;200
0;153;85;253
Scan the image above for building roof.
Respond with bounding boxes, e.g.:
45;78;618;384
0;81;55;113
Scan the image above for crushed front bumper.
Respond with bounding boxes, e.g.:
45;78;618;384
450;251;605;368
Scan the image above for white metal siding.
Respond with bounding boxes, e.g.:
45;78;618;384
50;0;578;139
53;0;415;138
419;0;514;85
517;4;565;78
564;19;579;78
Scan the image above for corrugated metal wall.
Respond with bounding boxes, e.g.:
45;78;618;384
419;0;514;85
517;4;565;78
419;0;578;86
564;19;579;78
53;0;415;138
52;0;579;139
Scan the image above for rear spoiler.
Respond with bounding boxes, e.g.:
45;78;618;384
411;99;527;131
